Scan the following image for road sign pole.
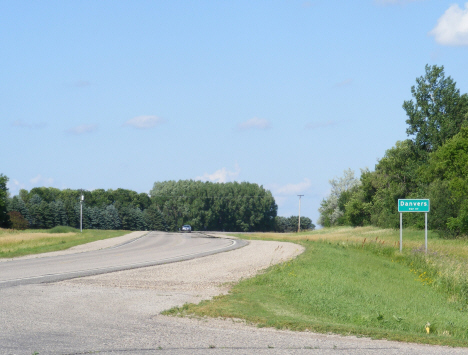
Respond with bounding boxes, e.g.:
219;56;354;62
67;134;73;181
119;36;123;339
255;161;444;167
400;212;402;253
425;212;428;254
398;199;430;253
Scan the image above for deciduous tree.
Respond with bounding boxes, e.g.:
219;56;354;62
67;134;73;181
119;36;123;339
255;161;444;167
403;64;468;152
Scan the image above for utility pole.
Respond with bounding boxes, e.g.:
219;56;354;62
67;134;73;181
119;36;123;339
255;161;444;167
297;195;304;232
80;193;84;233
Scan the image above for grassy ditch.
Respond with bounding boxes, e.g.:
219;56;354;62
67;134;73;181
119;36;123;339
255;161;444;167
0;227;130;258
164;226;468;347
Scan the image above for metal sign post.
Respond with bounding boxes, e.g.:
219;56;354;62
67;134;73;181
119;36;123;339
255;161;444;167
398;199;430;254
400;212;402;253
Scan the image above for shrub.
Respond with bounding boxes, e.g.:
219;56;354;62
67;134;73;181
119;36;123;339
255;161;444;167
7;211;29;230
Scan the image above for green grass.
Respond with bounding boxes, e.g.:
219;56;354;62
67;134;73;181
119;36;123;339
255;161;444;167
165;227;468;347
0;228;131;258
48;226;80;233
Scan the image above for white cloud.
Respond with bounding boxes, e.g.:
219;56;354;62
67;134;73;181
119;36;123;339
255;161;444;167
6;179;25;194
429;3;468;46
123;115;164;129
305;120;338;130
30;174;54;186
272;178;312;196
238;117;271;130
66;124;97;135
196;164;241;183
12;120;47;129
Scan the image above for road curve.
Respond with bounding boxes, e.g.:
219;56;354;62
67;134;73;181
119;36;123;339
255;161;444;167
0;231;247;288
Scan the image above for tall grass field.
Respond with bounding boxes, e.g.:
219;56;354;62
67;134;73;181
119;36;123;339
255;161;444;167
164;227;468;347
0;227;129;258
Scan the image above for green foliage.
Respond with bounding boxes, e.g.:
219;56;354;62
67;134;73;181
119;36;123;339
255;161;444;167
8;196;31;224
345;195;370;227
275;216;315;232
150;180;277;232
7;211;29;230
8;187;154;231
102;205;121;230
28;186;61;203
7;181;277;232
144;205;167;231
329;65;468;237
403;64;468;152
119;206;147;231
0;174;11;228
318;169;361;227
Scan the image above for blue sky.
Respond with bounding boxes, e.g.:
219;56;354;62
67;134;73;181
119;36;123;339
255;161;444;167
1;0;468;225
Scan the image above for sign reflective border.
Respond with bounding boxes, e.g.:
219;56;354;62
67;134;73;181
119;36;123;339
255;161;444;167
398;199;430;213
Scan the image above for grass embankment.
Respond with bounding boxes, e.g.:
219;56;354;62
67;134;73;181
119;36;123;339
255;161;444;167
164;226;468;347
0;226;130;258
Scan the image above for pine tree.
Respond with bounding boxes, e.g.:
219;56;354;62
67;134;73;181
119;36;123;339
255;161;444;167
9;196;32;225
103;204;121;230
144;205;167;231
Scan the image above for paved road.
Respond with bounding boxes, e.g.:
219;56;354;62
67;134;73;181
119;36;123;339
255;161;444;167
0;231;245;288
1;233;467;355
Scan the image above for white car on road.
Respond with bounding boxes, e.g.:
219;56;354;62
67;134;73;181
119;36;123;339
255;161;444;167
181;225;192;233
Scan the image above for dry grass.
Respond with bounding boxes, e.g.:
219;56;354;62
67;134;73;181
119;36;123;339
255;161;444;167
236;226;468;259
0;228;128;258
0;232;75;245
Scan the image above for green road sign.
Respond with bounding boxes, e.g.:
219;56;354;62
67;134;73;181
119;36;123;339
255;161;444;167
398;199;430;213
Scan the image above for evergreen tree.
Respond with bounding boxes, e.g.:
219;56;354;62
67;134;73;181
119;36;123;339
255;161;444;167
40;201;54;229
27;194;44;228
8;196;32;225
50;200;68;227
119;206;147;231
103;204;121;230
0;174;10;228
88;206;104;229
144;205;167;231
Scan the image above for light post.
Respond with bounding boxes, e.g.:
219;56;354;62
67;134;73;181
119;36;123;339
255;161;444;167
80;194;84;233
297;195;304;232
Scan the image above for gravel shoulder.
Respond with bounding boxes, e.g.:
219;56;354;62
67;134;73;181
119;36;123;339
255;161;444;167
2;234;468;354
61;239;305;302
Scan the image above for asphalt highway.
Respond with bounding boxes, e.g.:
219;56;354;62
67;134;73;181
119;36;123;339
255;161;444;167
1;233;466;354
0;231;246;288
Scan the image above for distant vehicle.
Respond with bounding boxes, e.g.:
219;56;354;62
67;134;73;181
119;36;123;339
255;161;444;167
181;225;192;233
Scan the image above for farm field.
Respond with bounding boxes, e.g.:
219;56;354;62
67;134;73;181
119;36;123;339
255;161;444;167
165;226;468;347
0;227;129;258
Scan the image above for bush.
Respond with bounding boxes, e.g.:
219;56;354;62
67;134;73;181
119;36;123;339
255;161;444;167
7;211;29;230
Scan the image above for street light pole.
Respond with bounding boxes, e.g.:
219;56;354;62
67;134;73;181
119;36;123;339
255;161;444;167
80;194;84;233
297;195;304;232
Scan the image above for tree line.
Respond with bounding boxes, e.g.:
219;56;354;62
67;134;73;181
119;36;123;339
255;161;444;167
318;65;468;238
0;178;315;232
